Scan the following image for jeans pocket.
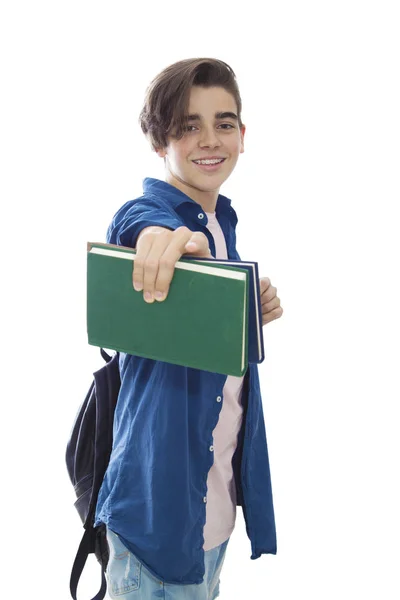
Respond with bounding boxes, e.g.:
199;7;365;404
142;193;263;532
106;528;141;596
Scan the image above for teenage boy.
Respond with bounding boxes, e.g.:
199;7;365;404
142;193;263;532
94;57;283;600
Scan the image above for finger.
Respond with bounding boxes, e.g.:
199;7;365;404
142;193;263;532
153;227;196;299
184;231;212;257
259;282;271;300
259;277;271;292
262;296;281;313
261;286;278;305
132;234;155;292
262;306;284;325
143;237;170;303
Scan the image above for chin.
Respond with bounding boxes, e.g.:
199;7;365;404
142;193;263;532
193;174;227;189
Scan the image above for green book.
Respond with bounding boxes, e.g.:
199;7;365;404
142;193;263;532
87;242;250;376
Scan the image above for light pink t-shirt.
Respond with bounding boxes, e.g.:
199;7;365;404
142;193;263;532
202;211;245;551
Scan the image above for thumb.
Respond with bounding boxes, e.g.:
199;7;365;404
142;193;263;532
185;235;212;258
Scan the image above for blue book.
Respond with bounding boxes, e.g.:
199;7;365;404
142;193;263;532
180;256;265;365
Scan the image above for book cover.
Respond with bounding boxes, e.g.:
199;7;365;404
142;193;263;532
181;256;265;365
87;242;250;376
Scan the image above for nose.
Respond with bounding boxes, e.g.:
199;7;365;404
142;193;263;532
199;125;221;148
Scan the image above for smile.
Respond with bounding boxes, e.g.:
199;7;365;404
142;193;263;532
192;158;226;171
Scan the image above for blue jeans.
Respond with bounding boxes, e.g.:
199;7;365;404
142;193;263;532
105;528;230;600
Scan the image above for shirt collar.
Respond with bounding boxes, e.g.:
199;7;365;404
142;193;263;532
142;178;238;226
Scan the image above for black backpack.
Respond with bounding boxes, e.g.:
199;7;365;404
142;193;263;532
66;348;121;600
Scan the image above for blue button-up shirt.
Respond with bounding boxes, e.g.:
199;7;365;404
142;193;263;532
94;178;277;584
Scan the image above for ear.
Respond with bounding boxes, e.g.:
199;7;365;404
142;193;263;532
155;147;167;158
239;124;246;154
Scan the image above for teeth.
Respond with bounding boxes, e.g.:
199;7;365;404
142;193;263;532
194;159;224;165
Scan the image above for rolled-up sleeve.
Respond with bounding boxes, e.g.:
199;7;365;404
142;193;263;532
106;198;184;248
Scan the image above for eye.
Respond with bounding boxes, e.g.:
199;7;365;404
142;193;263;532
184;124;235;132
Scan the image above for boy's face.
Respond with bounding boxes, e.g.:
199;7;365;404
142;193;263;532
156;86;245;202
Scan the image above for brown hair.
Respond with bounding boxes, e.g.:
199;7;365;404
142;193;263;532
138;58;243;152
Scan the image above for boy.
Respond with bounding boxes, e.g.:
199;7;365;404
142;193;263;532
94;57;283;600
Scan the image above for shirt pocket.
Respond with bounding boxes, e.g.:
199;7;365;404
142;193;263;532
106;528;141;596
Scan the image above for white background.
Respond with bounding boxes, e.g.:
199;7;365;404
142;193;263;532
1;1;399;599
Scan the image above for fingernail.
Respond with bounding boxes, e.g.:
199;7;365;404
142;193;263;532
134;282;143;291
144;292;153;302
155;291;165;301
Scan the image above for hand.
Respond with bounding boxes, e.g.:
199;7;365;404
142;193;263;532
133;225;212;303
260;277;283;326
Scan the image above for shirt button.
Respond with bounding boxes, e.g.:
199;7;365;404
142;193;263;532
203;496;207;503
209;445;214;452
216;396;222;402
198;213;204;219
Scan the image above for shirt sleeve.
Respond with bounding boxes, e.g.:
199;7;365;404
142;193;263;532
106;198;185;248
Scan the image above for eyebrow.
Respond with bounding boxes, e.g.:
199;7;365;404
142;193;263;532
187;111;238;122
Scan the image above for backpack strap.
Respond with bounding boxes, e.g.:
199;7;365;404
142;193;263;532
100;348;112;363
70;528;107;600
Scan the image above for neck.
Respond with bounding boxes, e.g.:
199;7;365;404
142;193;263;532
164;165;218;213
